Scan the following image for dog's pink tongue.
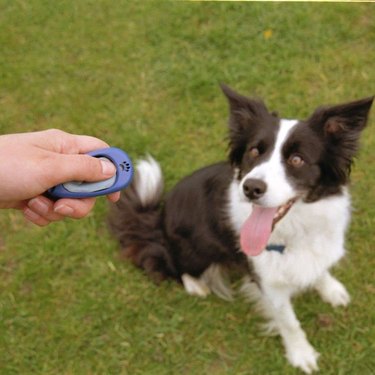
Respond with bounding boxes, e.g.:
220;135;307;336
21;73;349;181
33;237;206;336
240;205;278;256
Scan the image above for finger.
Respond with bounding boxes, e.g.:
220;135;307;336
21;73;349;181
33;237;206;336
27;196;65;222
0;201;27;210
36;129;110;154
59;133;111;154
23;207;51;227
107;192;120;203
53;198;96;219
48;154;116;187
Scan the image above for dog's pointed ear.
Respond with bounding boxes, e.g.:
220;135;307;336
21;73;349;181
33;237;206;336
220;83;267;117
308;96;374;184
220;83;272;137
309;96;373;136
220;84;275;167
220;83;250;111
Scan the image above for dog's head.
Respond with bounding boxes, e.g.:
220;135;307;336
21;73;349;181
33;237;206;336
222;84;373;206
221;84;373;255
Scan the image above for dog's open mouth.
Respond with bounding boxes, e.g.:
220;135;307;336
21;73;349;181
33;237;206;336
240;198;297;257
272;198;296;228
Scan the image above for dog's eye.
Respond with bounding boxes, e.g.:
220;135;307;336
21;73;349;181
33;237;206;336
249;147;260;158
288;154;305;168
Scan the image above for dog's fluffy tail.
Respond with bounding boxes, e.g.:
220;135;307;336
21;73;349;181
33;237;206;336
108;156;178;283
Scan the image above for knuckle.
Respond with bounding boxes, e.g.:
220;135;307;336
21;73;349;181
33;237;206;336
82;155;103;176
45;128;66;138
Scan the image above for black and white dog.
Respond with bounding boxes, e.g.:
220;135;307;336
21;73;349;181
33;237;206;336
109;85;373;373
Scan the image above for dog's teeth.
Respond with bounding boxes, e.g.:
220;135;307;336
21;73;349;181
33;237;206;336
272;199;297;225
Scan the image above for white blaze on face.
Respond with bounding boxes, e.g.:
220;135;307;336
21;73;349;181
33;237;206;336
240;119;299;207
239;119;300;257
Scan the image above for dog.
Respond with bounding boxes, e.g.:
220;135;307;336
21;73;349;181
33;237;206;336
108;85;373;373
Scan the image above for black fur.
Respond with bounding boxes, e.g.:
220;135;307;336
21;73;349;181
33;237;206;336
162;163;248;277
284;97;374;202
221;83;279;171
108;86;373;283
108;175;178;283
108;162;250;283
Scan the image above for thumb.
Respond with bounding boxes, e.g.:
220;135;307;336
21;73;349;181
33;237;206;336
51;154;116;186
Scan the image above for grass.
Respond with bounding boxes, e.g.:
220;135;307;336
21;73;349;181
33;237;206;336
0;1;374;374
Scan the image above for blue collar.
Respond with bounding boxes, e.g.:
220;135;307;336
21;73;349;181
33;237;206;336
266;244;285;253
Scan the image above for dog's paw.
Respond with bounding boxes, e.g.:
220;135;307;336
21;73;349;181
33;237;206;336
319;278;350;307
182;274;210;297
286;342;320;374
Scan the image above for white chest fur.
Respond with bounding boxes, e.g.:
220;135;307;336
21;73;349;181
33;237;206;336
227;181;351;290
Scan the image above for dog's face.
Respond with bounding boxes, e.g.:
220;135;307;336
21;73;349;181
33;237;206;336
222;84;374;207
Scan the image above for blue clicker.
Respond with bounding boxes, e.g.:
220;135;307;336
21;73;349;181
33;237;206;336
48;147;133;199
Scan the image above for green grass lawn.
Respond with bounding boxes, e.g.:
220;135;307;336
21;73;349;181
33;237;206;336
1;1;374;374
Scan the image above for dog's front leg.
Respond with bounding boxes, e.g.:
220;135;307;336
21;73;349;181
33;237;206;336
262;285;320;374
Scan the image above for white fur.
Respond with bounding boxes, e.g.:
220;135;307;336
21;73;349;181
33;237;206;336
182;273;211;298
314;272;350;307
186;179;350;373
200;264;234;301
163;118;351;373
225;119;352;373
229;182;351;374
229;197;351;374
182;264;234;301
239;119;299;207
135;156;163;207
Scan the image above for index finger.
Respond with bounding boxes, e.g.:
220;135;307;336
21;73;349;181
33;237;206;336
55;131;110;155
35;129;110;155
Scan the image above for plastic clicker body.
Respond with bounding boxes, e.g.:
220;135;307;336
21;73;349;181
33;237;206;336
47;147;133;199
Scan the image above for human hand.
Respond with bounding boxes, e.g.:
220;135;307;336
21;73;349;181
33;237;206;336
0;129;121;226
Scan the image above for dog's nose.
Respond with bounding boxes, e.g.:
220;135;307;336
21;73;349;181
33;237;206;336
243;179;267;200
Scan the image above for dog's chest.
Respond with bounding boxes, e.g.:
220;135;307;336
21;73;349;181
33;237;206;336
227;182;351;287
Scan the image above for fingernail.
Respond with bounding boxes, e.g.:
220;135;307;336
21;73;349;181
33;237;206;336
54;204;74;216
28;198;49;214
100;159;116;176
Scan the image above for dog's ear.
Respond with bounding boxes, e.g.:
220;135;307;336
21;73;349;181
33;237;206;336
308;96;374;184
220;83;268;121
308;96;373;136
220;84;274;166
